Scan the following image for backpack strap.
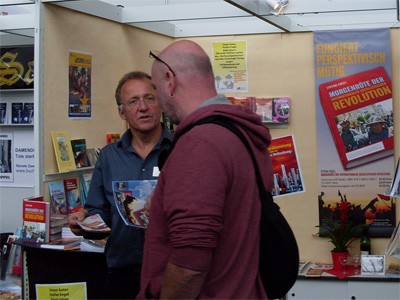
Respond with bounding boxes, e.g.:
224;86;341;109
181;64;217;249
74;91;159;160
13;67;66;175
158;115;274;207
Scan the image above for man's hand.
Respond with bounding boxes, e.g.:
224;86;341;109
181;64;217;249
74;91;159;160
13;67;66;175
68;209;89;236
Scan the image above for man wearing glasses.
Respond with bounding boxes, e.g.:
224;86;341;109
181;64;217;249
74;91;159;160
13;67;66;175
69;71;172;299
139;42;273;299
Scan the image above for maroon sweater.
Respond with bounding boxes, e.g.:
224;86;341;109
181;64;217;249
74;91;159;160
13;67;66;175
138;102;274;299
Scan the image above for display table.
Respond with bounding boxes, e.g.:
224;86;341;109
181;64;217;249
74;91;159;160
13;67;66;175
14;240;108;299
287;265;400;300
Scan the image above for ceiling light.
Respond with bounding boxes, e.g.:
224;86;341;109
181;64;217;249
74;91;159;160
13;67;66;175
264;0;290;15
265;0;280;10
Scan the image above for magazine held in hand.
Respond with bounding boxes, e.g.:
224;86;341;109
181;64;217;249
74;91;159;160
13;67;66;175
112;180;157;228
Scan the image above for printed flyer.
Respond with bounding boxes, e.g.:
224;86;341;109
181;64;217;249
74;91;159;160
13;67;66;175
213;41;248;93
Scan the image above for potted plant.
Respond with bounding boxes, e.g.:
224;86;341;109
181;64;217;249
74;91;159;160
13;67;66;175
318;200;364;270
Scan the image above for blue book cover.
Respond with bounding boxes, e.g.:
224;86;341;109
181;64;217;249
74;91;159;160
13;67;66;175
0;102;7;124
48;180;68;215
11;102;23;124
21;102;34;124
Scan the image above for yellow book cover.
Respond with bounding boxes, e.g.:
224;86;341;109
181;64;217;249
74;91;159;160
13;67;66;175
51;132;77;172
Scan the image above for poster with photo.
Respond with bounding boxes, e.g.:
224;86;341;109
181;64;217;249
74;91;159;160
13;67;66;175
68;51;92;118
314;28;395;237
267;135;304;197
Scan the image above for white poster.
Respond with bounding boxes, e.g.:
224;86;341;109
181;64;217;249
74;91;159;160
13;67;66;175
0;132;14;183
0;130;35;187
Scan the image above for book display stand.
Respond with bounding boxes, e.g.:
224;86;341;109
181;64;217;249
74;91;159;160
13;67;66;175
14;240;107;300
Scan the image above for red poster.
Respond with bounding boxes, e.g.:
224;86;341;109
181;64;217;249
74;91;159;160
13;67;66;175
267;135;304;197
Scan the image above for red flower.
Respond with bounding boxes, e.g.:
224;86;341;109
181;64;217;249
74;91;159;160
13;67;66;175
339;201;350;230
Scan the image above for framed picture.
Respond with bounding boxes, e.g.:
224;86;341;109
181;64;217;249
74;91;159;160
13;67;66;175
361;255;385;276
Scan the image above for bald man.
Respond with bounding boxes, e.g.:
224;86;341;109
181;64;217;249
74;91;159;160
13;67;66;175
138;40;274;299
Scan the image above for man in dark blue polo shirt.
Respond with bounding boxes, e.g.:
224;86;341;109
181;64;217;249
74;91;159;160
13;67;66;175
69;71;172;299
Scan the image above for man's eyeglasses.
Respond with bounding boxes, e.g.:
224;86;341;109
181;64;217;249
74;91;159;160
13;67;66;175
121;95;157;108
149;50;176;77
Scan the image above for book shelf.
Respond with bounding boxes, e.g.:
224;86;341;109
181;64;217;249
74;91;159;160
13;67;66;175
43;166;94;182
0;90;34;126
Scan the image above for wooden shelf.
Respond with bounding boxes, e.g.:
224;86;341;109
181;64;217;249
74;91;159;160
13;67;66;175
43;166;94;182
0;89;34;93
0;124;33;127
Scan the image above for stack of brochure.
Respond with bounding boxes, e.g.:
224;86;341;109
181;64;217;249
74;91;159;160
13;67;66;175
61;227;83;239
80;239;107;253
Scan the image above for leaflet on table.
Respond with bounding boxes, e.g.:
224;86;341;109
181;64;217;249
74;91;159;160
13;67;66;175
112;180;157;228
76;214;110;232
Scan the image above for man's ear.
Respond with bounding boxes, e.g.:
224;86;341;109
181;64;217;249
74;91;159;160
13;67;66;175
167;70;176;96
118;106;127;121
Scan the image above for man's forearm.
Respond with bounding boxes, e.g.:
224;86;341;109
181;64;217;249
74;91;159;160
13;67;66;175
160;261;208;299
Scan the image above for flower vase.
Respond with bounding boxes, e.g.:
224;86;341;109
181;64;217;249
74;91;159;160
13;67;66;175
331;251;349;271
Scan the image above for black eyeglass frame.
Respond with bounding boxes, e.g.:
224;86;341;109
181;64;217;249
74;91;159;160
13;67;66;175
149;51;176;77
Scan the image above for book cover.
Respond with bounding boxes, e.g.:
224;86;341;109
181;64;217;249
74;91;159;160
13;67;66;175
268;135;304;197
227;96;290;124
254;98;273;122
112;180;157;228
21;102;34;124
23;195;44;202
48;181;68;215
85;147;100;166
79;173;92;207
11;102;23;124
0;102;7;124
40;238;81;250
50;214;69;227
49;226;64;235
22;198;50;243
63;178;83;214
70;138;89;168
271;97;290;123
387;263;400;275
106;133;120;144
319;66;394;169
49;232;62;242
4;235;18;276
227;96;257;115
304;268;324;277
51;132;77;172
